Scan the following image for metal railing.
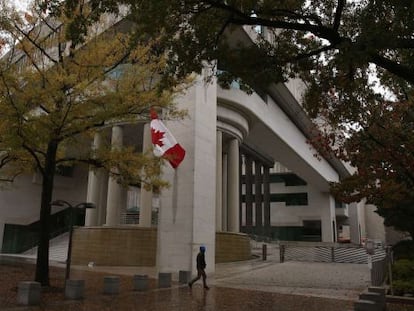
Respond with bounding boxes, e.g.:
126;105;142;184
277;241;391;287
278;241;387;264
1;207;84;253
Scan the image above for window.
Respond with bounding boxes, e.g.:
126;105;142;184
270;193;308;206
269;173;307;186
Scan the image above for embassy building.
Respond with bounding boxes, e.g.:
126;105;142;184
0;15;386;275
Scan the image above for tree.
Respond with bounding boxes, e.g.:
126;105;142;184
103;0;414;236
0;0;187;286
97;1;414;115
329;100;414;239
48;2;414;236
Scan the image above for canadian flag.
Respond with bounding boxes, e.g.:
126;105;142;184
150;110;186;169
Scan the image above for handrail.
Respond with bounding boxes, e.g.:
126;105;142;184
1;207;85;253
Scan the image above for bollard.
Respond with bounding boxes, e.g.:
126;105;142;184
158;272;172;288
262;244;267;261
65;279;85;300
360;291;385;310
133;275;149;291
354;299;376;311
103;276;120;295
279;245;285;263
368;286;386;311
368;286;386;295
17;281;41;306
178;270;191;284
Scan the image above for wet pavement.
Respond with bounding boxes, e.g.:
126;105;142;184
31;286;355;311
0;261;357;311
0;244;368;311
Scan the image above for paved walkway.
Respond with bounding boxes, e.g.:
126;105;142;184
0;244;371;310
63;243;370;301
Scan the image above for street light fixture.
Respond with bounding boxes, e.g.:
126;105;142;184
51;200;96;280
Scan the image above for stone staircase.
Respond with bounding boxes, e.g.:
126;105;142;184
22;233;69;263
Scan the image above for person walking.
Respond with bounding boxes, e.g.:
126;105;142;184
188;245;209;290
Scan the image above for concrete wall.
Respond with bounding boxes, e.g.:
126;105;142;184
71;227;251;266
364;204;386;242
0;166;88;251
0;167;88;225
71;226;157;266
267;182;335;242
215;232;251;263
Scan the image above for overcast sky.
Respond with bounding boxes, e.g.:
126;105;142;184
11;0;30;11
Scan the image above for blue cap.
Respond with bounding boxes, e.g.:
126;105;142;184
200;246;206;252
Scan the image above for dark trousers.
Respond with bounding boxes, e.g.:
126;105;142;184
189;268;207;287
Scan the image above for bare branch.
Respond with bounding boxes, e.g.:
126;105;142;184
22;143;45;175
333;0;346;32
290;44;337;63
370;53;414;85
12;22;58;65
203;1;338;41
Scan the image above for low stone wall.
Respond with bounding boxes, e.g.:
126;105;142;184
71;226;157;266
215;231;252;263
71;227;251;266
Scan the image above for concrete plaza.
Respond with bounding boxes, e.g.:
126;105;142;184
0;244;373;310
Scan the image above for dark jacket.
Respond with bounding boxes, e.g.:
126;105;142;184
196;252;206;270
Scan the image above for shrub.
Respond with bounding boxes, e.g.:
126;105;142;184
392;259;414;296
392;240;414;260
393;279;414;296
392;259;414;280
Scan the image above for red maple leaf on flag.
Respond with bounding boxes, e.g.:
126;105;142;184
0;38;6;54
24;13;35;24
151;128;165;147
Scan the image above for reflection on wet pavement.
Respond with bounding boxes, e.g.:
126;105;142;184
0;260;357;311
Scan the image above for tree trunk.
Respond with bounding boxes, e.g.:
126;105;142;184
35;139;58;286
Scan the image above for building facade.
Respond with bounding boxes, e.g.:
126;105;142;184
0;23;384;274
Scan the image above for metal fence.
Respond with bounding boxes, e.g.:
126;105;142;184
371;256;388;286
279;241;386;264
278;241;390;286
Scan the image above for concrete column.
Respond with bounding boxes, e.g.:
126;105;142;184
105;125;124;226
349;202;361;244
222;153;228;232
245;155;253;231
254;160;263;230
85;132;103;226
156;70;217;275
357;200;367;241
239;152;243;232
139;123;153;227
98;171;108;226
263;166;271;236
215;130;223;232
227;138;240;233
320;193;336;242
0;222;4;252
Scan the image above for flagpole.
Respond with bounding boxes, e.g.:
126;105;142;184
149;108;185;224
172;167;178;224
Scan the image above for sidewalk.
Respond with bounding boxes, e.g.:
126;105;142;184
0;244;372;310
0;263;358;311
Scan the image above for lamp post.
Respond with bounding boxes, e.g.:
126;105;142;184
51;200;96;280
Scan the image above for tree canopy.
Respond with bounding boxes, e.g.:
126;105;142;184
103;0;414;236
41;1;414;118
99;0;414;119
0;0;188;285
10;0;414;248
